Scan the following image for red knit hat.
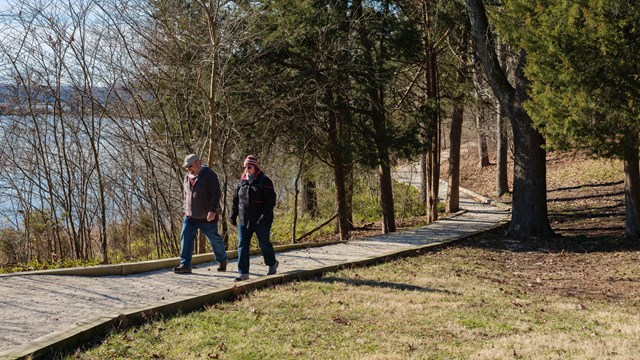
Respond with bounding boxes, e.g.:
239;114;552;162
243;155;260;169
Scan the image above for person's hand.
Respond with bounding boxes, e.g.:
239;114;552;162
256;215;265;225
207;211;218;222
230;217;237;226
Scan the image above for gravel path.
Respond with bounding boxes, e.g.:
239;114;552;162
0;188;509;354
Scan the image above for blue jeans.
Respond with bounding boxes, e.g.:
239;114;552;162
237;225;276;275
179;216;227;268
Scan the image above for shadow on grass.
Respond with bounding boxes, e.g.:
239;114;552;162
457;223;639;254
548;191;625;202
317;276;460;295
548;180;624;192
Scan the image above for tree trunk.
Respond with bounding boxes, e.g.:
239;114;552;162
509;95;552;236
427;64;440;222
623;131;640;241
426;140;440;223
476;107;490;167
329;107;351;240
420;151;427;209
466;0;553;237
379;162;396;233
495;37;509;196
447;101;463;213
372;100;396;233
447;30;468;213
496;101;509;196
345;162;354;230
302;179;318;217
292;151;306;243
421;1;440;223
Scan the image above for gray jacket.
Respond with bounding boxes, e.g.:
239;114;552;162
183;166;221;220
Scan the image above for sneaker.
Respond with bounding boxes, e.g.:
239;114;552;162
267;260;279;275
173;265;192;274
217;259;228;272
234;273;250;282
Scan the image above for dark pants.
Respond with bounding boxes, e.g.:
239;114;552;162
237;224;276;275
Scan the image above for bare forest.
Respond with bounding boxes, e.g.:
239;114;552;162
1;0;638;270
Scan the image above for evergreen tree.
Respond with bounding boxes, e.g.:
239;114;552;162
501;0;640;240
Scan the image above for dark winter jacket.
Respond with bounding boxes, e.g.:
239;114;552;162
231;171;276;227
183;166;221;220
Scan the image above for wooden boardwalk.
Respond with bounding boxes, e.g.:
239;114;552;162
0;187;509;359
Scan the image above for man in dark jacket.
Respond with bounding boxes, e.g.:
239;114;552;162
230;155;278;281
174;154;228;274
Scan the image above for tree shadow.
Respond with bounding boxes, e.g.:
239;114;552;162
548;180;624;192
551;211;625;221
548;191;625;202
316;275;460;295
457;223;639;254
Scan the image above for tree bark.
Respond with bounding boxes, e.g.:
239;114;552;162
447;100;464;213
447;26;467;213
623;131;640;241
421;0;440;223
302;179;318;217
466;0;553;237
476;107;490;167
292;151;306;243
328;101;351;240
420;151;427;209
496;101;509;196
495;37;509;196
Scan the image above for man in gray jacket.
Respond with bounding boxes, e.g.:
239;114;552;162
174;154;228;274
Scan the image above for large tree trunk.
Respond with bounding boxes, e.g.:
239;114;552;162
379;162;396;233
447;31;467;213
509;90;552;237
496;101;509;196
466;0;553;237
421;0;441;223
623;131;640;241
495;38;509;196
447;101;463;213
329;105;351;240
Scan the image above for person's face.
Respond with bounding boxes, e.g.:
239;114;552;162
185;160;201;175
244;165;256;176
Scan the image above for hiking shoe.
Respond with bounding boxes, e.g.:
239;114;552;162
173;265;192;274
217;259;228;272
234;273;250;282
267;260;279;275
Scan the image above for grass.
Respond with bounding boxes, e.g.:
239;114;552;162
66;239;639;359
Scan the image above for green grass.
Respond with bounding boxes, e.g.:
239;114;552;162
66;246;639;360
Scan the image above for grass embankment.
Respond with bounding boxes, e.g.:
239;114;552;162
66;151;640;359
